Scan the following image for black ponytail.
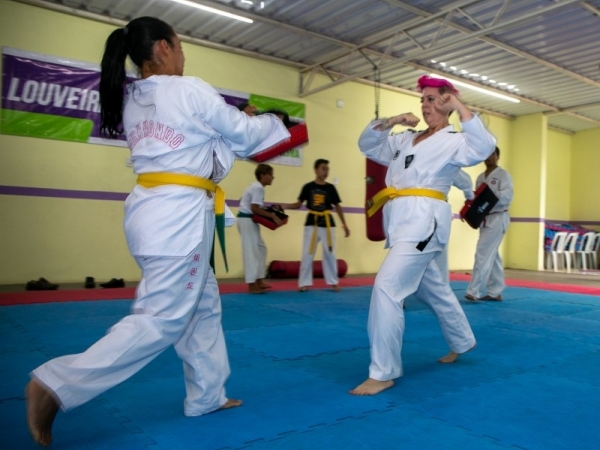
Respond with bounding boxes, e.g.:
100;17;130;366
99;17;176;138
100;28;128;138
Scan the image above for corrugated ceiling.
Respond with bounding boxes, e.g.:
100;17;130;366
12;0;600;133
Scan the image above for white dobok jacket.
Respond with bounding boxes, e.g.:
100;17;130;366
122;75;289;257
359;115;496;249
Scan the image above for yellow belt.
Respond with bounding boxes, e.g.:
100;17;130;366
366;187;446;217
137;172;225;214
136;172;228;271
308;209;333;254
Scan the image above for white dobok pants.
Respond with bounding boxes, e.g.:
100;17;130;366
433;243;450;284
467;212;509;299
299;226;338;288
368;235;476;381
32;210;230;416
237;217;267;284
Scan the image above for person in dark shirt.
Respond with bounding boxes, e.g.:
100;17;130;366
282;159;350;291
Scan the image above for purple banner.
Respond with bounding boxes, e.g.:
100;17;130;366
3;54;101;120
1;48;127;145
1;48;306;166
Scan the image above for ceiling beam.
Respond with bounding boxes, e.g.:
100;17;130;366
544;101;600;116
299;0;580;97
200;0;600;97
12;0;309;68
580;1;600;17
387;0;600;89
188;0;359;49
12;0;597;128
305;0;600;92
27;0;597;98
9;0;512;123
299;0;483;74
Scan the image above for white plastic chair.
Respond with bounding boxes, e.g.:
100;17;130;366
563;232;579;272
548;231;568;272
576;232;596;270
588;233;600;270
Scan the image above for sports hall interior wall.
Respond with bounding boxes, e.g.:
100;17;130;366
571;128;600;224
1;0;594;285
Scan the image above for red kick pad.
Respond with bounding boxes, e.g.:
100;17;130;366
250;122;308;163
365;158;387;242
252;206;289;230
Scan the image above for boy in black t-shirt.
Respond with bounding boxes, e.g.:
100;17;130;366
282;159;350;291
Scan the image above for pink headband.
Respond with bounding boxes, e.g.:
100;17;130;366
416;75;459;95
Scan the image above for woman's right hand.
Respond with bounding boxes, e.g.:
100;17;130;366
375;113;420;131
394;113;420;127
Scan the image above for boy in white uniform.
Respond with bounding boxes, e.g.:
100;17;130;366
237;164;282;293
465;147;513;301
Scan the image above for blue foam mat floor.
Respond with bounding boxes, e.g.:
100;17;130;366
2;281;600;449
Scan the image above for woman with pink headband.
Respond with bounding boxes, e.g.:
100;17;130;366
352;75;497;395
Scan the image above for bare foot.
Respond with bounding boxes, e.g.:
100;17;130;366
482;295;502;301
464;294;478;302
438;351;460;364
219;398;242;410
438;344;476;364
332;285;341;292
248;283;265;294
298;287;308;292
26;379;59;447
349;378;394;396
258;281;272;290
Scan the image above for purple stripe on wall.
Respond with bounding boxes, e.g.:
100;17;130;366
511;217;544;223
0;185;128;201
0;185;366;212
1;185;599;226
342;206;366;214
450;214;544;223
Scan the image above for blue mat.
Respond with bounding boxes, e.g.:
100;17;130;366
2;283;600;449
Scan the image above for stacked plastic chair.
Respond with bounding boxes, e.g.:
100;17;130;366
589;233;600;270
547;231;568;272
562;232;579;272
576;232;596;270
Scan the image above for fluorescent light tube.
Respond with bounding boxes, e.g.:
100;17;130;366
169;0;254;23
431;74;520;103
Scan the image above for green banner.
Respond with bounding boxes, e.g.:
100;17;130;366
0;109;93;142
249;94;306;119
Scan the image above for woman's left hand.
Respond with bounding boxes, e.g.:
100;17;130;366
436;93;473;122
435;93;460;115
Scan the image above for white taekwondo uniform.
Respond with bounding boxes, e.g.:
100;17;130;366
237;181;267;284
466;166;513;299
434;169;475;283
32;75;289;415
358;114;496;381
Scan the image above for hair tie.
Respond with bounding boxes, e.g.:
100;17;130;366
123;27;129;36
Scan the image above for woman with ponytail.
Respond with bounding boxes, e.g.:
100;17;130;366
26;16;289;446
